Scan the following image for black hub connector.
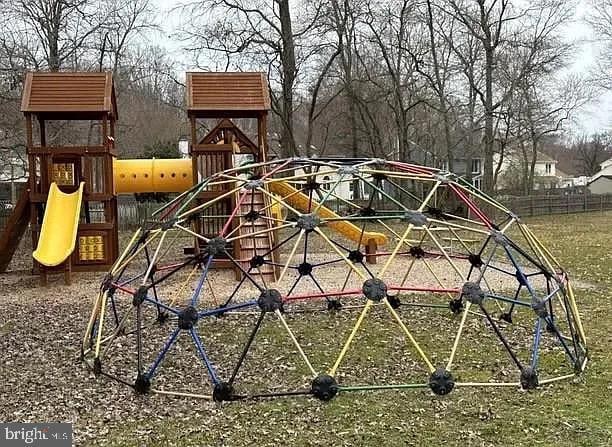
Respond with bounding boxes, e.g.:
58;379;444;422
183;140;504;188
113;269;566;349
428;368;455;395
449;299;464;314
387;295;401;309
359;207;376;217
409;246;425;259
161;217;178;231
207;237;227;256
461;281;485;305
296;214;320;232
304;180;320;191
468;253;483;268
250;255;266;269
132;286;148;306
245;210;261;222
520;367;539;390
213;381;234;402
362;278;387;302
93;358;102;376
258;289;283;312
348;250;364;263
134;374;151;394
157;311;169;324
178;306;199;330
327;300;342;311
532;300;549;319
298;262;313;276
499;312;513;324
311;375;338;401
426;206;445;219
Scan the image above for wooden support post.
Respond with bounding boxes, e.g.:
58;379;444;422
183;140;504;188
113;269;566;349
365;239;378;264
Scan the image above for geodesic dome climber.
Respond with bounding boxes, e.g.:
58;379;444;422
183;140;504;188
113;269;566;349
82;158;587;401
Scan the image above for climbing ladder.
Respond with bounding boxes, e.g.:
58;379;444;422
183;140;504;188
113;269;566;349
235;188;278;282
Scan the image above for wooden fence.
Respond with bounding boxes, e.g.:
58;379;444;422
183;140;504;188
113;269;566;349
499;193;612;218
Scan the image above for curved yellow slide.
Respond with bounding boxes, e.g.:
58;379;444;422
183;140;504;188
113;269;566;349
268;181;387;246
33;182;84;266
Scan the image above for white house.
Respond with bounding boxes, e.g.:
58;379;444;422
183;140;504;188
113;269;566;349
587;158;612;194
495;151;562;191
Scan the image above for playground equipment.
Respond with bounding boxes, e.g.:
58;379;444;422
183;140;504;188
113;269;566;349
82;158;587;401
0;71;291;284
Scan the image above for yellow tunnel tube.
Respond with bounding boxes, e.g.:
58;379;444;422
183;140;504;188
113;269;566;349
113;158;193;194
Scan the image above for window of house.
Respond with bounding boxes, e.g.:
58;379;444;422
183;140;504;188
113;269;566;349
545;163;552;175
440;160;449;171
473;177;482;190
471;159;481;174
322;175;331;191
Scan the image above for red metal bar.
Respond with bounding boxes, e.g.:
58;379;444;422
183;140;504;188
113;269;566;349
449;183;492;229
387;285;460;294
282;288;363;303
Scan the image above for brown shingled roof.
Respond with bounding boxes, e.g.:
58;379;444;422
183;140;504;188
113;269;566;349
186;72;270;116
21;72;117;117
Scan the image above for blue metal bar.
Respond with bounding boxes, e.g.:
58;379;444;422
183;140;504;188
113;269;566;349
146;328;181;380
191;255;214;307
502;246;537;299
198;299;258;318
143;296;178;315
530;318;542;369
190;329;219;385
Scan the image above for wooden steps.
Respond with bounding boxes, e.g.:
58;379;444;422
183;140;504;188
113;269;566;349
0;188;31;272
235;189;277;281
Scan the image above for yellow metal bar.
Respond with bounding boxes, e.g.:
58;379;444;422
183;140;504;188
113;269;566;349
151;388;213;400
94;290;109;358
278;230;304;283
275;309;317;377
379;182;440;277
384;299;435;373
329;300;373;376
446;301;471;370
538;373;577;385
83;291;104;351
566;281;587;345
111;230;161;275
314;227;367;280
177;184;243;220
142;231;167;285
109;228;141;274
424;227;466;280
257;186;302;216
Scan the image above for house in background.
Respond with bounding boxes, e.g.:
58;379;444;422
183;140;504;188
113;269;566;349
494;150;567;192
0;155;28;204
587;158;612;194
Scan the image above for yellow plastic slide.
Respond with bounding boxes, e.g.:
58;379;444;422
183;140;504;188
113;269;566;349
33;182;84;266
268;181;387;246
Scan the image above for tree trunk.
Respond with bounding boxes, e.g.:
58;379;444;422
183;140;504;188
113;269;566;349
279;0;296;158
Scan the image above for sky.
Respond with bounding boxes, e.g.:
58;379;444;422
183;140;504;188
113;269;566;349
151;0;612;136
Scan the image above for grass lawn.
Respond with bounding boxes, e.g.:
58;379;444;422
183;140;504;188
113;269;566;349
0;212;611;446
